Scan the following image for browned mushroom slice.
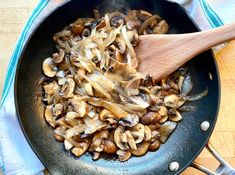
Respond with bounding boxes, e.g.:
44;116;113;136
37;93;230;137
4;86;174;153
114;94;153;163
53;30;71;41
141;112;161;125
117;150;131;162
159;121;177;143
164;94;180;108
60;78;75;98
114;125;128;150
130;141;150;156
71;141;90;157
125;130;137;150
149;139;160;151
119;114;139;127
43;81;59;95
144;125;152;141
92;152;101;160
54;133;64;142
159;115;168;124
103;139;117;154
89;138;102;152
42;57;57;77
153;20;169;34
169;110;182;122
130;123;145;143
52;48;65;63
125;10;141;30
108;11;125;27
99;109;117;124
158;106;168;117
53;103;63;116
44;105;57;128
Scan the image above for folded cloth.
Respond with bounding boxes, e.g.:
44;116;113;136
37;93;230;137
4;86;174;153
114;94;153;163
0;0;234;174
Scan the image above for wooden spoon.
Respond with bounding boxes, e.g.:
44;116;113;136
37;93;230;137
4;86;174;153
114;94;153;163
136;22;235;80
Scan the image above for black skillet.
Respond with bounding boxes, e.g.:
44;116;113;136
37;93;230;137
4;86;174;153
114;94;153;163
14;0;234;174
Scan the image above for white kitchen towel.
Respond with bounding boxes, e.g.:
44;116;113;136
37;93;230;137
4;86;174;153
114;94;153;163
0;0;235;174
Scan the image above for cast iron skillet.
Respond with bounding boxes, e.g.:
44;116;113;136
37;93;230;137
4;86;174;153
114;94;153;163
15;0;220;174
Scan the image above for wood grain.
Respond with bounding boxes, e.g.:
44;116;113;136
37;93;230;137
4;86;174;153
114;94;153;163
0;1;235;174
137;23;235;81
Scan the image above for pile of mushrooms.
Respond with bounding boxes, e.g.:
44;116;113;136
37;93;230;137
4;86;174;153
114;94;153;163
41;9;207;161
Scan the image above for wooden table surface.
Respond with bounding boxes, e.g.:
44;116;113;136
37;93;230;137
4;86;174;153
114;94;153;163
0;0;235;174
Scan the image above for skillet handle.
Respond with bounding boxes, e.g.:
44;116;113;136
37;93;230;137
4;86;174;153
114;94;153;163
190;141;235;175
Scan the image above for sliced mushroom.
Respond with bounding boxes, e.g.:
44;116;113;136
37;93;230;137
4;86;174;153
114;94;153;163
144;125;152;141
169;110;182;122
130;123;145;143
164;94;180;108
89;138;102;152
42;57;57;77
119;114;139;127
92;130;109;142
103;139;117;154
52;48;65;63
44;105;57;128
54;134;64;142
159;115;168;123
64;139;74;150
110;15;125;28
158;106;168;117
43;81;59;95
153;20;169;34
92;152;101;160
125;130;137;150
141;112;161;125
149;139;160;151
114;125;128;150
60;78;75;98
130;142;150;156
71;141;90;157
53;103;63;116
159;121;177;143
117;150;131;162
99;109;117;124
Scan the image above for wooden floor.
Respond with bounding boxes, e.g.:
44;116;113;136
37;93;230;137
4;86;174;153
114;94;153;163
0;0;235;174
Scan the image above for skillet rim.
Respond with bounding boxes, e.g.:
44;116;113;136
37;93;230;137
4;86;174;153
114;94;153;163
14;1;221;174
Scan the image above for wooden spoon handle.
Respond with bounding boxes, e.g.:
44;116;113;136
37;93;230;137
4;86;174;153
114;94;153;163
191;22;235;52
148;22;235;65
